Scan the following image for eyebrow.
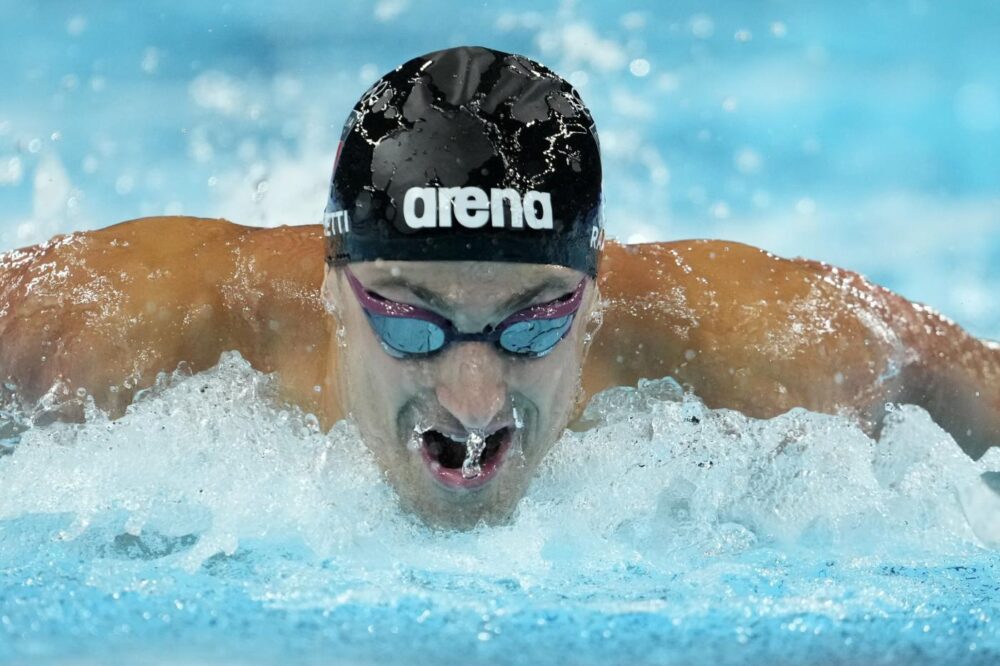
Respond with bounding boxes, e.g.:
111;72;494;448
365;275;575;317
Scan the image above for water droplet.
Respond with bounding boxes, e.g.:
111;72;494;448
629;59;650;77
115;175;134;195
461;429;487;479
796;197;817;216
689;14;714;39
66;16;87;36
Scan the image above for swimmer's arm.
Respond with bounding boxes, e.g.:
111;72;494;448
0;217;252;420
896;307;1000;460
587;240;998;458
587;241;907;428
0;216;336;425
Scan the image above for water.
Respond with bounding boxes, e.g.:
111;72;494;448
0;353;997;664
461;430;487;480
2;1;1000;663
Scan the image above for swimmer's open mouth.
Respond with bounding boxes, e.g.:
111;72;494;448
419;427;512;489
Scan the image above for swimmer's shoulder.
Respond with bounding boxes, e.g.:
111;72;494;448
90;215;257;262
0;216;253;273
595;238;914;413
1;216;325;286
598;238;821;300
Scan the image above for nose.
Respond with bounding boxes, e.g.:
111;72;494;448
434;343;507;431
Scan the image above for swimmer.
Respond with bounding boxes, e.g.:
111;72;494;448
1;46;997;527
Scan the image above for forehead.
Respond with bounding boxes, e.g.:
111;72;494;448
347;260;583;309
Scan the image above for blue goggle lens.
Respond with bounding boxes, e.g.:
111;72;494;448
366;313;447;357
365;312;576;358
497;314;576;357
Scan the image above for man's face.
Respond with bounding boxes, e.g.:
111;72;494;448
323;260;598;528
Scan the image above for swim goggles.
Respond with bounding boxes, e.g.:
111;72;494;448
344;268;585;359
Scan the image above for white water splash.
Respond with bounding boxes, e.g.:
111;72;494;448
461;429;487;479
0;352;996;583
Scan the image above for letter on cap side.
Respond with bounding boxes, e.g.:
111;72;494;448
437;187;461;228
491;189;523;229
454;187;490;228
403;187;437;229
523;191;553;230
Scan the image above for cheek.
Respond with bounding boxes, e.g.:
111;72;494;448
343;315;444;427
508;335;585;421
342;319;414;422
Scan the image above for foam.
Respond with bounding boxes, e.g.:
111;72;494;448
1;354;998;663
1;353;995;581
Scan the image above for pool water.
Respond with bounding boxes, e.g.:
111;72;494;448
1;1;999;663
0;354;998;664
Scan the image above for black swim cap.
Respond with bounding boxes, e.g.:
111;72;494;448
323;46;604;277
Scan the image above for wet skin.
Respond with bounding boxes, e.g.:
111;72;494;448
1;217;998;524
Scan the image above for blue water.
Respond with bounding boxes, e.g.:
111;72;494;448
1;0;998;338
1;1;999;664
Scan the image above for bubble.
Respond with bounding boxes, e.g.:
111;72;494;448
359;64;380;84
115;175;135;195
253;179;269;202
629;59;651;77
771;21;787;38
66;15;87;36
374;0;409;22
709;201;730;219
734;148;762;174
796;197;817;216
0;156;22;185
569;70;589;88
621;11;645;30
689;14;715;39
141;47;161;74
734;29;752;42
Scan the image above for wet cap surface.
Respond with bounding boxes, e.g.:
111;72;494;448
323;46;604;276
